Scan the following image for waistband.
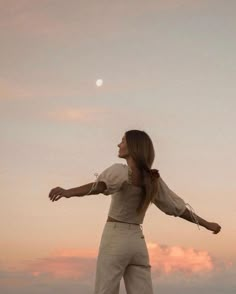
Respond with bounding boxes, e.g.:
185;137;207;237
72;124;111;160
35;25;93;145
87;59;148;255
106;221;143;231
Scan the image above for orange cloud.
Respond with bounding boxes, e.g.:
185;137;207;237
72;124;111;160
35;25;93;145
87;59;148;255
2;243;229;285
22;243;217;281
25;256;95;281
19;247;98;280
46;107;109;122
147;242;214;276
51;247;98;258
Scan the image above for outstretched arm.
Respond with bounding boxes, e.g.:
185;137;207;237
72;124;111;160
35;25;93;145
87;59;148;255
49;181;107;202
179;208;221;234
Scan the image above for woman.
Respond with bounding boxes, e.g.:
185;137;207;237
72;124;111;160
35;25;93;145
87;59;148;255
49;129;221;294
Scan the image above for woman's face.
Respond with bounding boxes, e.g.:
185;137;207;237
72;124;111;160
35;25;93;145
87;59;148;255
117;135;129;158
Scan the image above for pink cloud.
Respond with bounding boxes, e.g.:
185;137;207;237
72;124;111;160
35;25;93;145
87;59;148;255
1;243;232;287
51;247;98;258
22;244;217;280
147;242;214;276
25;256;95;280
46;106;109;122
18;247;98;281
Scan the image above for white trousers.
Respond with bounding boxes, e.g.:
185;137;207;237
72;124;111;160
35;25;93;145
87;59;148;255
94;222;154;294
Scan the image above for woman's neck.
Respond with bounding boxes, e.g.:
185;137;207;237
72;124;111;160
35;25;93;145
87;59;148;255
126;157;140;173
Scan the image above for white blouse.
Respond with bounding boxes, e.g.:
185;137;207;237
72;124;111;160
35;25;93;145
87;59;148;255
87;163;198;226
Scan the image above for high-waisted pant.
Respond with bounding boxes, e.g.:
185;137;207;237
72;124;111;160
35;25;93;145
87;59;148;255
94;221;154;294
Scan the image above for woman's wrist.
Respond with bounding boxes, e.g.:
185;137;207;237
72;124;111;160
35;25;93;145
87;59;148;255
195;216;210;230
65;188;73;198
202;220;211;230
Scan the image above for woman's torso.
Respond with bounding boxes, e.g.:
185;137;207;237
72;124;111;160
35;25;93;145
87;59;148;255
107;168;144;224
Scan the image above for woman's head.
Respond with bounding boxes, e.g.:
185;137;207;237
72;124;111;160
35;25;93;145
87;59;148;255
118;129;159;215
118;130;155;170
125;130;155;170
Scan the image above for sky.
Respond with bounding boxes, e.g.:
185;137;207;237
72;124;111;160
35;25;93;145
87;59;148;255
0;0;236;293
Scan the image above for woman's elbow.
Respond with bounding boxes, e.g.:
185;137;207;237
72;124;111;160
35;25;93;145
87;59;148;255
95;181;107;194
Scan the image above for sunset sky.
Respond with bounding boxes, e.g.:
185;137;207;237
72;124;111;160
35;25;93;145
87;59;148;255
1;0;235;293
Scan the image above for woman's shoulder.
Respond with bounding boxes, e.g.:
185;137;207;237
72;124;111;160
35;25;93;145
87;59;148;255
110;162;128;170
101;163;127;177
110;163;128;180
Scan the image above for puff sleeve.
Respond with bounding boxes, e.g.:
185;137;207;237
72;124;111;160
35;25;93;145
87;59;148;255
153;177;187;217
87;163;126;196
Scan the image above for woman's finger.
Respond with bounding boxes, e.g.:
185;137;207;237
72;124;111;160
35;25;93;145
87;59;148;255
49;189;54;198
49;187;59;198
49;187;66;202
52;190;64;201
49;187;62;199
52;193;60;201
53;195;60;201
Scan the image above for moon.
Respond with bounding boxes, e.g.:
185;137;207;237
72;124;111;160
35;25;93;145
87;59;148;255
96;79;103;87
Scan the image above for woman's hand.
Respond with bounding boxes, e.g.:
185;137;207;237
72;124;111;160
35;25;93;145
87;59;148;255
206;222;221;234
49;187;71;202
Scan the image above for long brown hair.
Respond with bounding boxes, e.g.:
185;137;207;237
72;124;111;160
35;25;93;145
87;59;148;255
125;130;160;216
